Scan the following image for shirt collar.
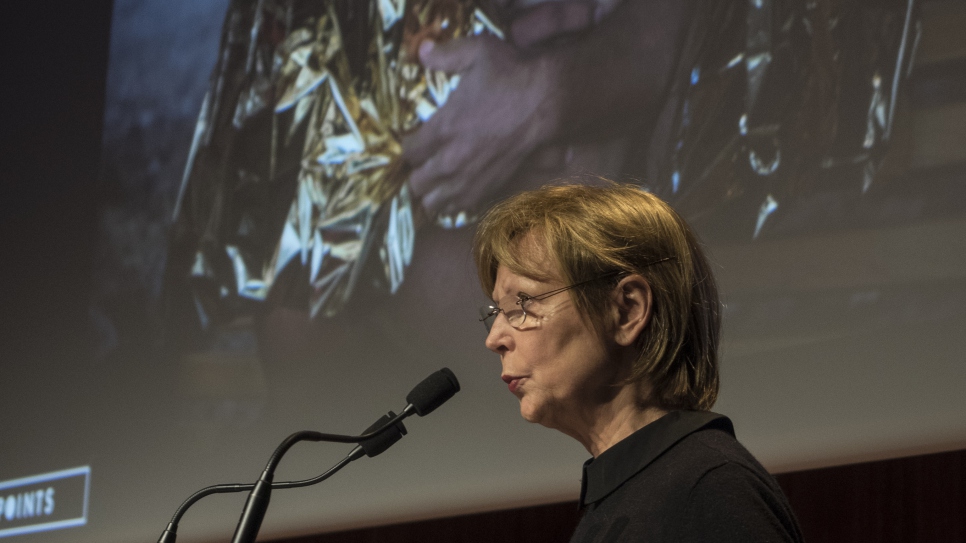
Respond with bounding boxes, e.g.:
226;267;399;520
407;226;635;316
578;410;734;507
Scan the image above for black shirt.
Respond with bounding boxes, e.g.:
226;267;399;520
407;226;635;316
570;411;804;543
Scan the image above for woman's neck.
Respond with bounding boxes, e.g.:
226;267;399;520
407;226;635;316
563;387;668;457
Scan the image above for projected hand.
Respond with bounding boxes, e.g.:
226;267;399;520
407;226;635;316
403;35;562;218
403;0;686;219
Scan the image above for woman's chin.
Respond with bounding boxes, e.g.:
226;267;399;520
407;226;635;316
519;399;550;426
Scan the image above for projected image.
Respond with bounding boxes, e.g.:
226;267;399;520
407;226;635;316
122;0;918;372
96;0;966;405
163;0;504;367
94;0;938;410
82;0;966;539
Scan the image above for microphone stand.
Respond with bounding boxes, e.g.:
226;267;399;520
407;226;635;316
157;453;356;543
157;367;460;543
157;410;410;543
228;407;417;543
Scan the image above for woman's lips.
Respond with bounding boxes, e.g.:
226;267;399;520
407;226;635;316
502;375;524;393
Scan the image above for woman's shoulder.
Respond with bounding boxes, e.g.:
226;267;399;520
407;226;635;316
666;429;805;543
646;416;780;497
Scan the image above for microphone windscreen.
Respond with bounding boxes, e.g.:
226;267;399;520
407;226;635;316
406;368;460;417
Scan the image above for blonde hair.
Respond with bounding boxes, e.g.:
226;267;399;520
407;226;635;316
474;183;720;410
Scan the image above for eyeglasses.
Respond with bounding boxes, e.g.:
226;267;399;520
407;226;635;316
479;271;621;332
479;257;676;332
480;271;621;332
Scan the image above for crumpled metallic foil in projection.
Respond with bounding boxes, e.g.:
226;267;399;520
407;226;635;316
654;0;919;238
170;0;503;333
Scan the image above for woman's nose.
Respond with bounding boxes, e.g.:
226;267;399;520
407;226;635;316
484;312;512;354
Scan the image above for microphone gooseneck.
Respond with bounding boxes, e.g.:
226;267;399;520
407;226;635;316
229;472;272;543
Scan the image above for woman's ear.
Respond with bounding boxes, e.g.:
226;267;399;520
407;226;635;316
611;274;652;347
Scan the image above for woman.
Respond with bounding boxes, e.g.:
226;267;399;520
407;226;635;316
474;183;803;542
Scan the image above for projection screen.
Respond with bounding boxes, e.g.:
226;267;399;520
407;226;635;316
2;0;965;542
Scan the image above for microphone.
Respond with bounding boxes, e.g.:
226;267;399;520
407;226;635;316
159;410;413;543
160;369;459;543
227;368;460;543
404;367;461;417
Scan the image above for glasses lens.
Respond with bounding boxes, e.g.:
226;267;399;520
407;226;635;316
504;297;526;328
480;294;530;331
479;305;499;331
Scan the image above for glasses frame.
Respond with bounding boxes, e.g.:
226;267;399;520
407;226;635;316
479;257;676;332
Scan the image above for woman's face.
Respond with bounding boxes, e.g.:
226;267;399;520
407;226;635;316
484;261;626;436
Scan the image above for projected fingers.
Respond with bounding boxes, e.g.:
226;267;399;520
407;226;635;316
403;35;560;219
